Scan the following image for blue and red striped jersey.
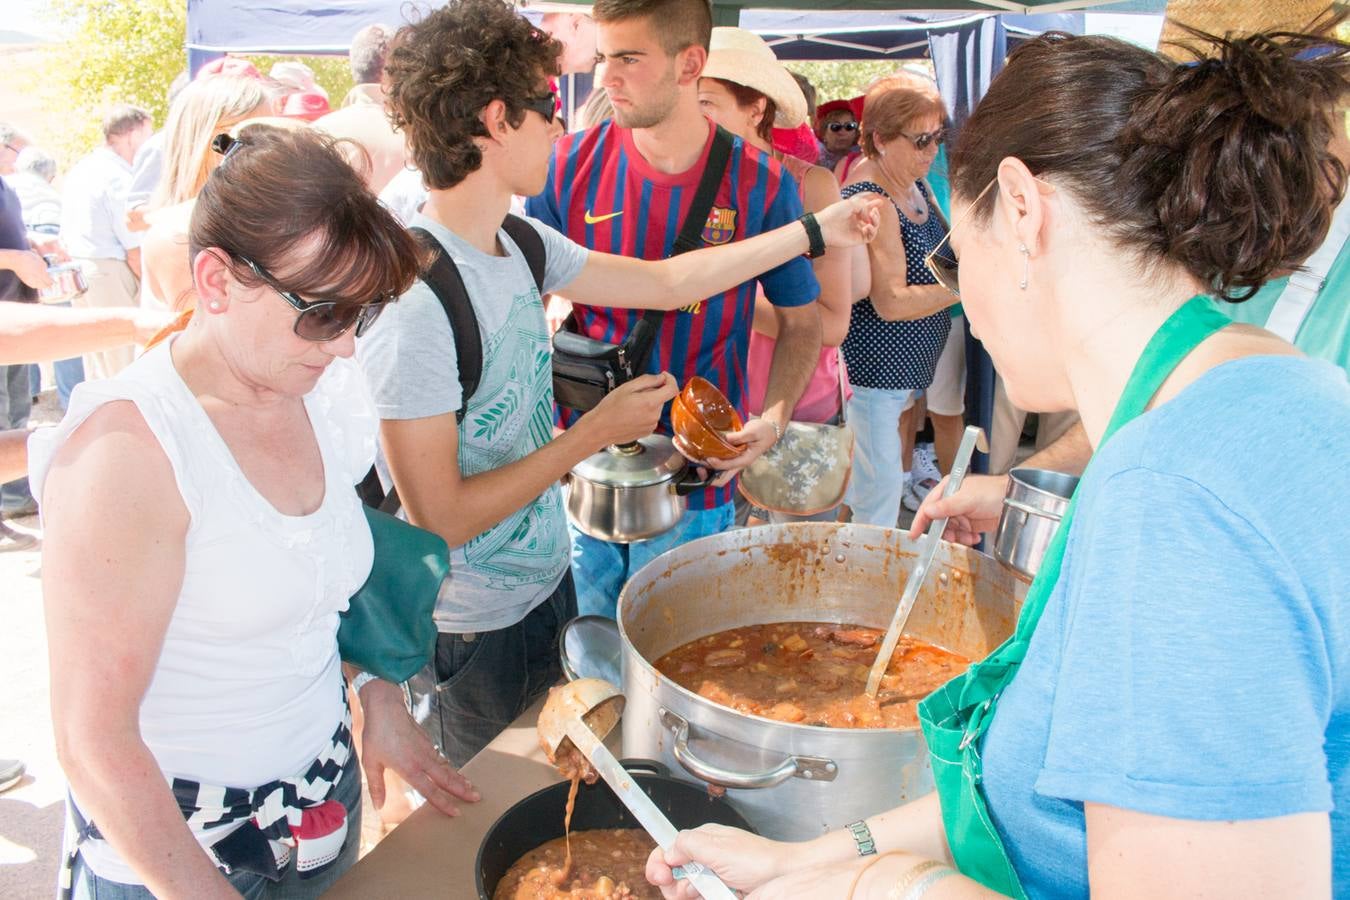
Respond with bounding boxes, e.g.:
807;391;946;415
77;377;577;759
526;119;818;509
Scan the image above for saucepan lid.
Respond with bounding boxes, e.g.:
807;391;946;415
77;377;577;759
570;434;685;488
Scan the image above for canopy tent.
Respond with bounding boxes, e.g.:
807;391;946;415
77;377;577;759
185;0;1164;68
743;10;1083;59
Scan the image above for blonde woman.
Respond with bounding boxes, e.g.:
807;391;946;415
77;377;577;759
139;76;275;311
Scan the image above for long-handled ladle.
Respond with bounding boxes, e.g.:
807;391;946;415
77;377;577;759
864;426;988;697
538;678;738;900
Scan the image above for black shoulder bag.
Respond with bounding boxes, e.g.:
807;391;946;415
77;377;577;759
550;125;735;412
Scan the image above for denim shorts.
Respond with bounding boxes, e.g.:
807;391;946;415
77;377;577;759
408;569;577;767
68;752;362;900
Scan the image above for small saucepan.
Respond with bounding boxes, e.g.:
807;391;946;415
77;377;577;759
38;257;88;304
993;467;1080;580
566;435;713;543
476;759;754;899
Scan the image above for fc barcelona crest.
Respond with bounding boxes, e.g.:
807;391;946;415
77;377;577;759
701;207;737;245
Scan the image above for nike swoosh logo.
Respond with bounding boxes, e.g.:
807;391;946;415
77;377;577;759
583;209;624;224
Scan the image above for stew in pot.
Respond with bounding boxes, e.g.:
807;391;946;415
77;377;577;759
492;828;659;899
654;622;969;728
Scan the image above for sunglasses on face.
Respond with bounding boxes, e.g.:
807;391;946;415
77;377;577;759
902;127;947;151
827;121;858;133
923;178;997;297
523;91;560;125
237;256;389;342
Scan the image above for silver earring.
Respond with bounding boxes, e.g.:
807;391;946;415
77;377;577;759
1018;244;1030;291
208;301;221;311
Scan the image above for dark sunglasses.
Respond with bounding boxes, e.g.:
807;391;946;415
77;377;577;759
523;91;560;125
923;179;996;297
902;127;947;151
237;255;389;342
826;121;858;133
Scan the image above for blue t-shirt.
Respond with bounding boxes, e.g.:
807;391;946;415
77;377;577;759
981;355;1350;899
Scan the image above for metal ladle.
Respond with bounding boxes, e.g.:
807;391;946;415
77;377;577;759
538;679;738;900
864;426;988;697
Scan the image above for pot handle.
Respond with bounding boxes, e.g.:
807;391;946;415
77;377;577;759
659;708;837;789
618;758;671;778
673;466;716;497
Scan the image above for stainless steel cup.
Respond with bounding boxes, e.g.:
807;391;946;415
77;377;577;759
993;467;1079;581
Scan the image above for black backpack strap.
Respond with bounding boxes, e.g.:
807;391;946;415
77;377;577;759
359;228;484;515
409;226;482;425
670;125;735;256
501;214;546;295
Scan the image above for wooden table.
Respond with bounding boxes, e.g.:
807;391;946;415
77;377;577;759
327;695;622;898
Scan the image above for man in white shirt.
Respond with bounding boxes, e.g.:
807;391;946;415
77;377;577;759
314;25;408;193
59;104;153;379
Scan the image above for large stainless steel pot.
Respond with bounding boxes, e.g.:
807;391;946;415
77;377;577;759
618;522;1025;841
567;435;711;543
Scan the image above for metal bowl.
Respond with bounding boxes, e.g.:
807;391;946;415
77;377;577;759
992;467;1079;581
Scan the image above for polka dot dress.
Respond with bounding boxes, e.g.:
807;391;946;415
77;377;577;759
841;180;952;391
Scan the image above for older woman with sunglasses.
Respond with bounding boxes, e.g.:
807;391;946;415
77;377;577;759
31;125;478;900
837;78;957;527
649;25;1350;900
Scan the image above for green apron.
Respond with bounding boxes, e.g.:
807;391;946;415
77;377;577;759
916;296;1233;898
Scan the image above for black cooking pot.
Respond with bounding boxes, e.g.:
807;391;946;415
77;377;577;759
476;759;755;899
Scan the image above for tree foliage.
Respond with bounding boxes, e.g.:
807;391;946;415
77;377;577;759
31;0;357;167
37;0;187;166
784;61;902;109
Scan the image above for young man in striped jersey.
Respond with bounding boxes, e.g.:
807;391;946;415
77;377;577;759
526;0;824;618
366;0;874;762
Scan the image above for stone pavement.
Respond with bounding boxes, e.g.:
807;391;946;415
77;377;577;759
0;388;62;900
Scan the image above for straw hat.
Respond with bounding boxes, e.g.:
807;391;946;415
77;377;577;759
702;27;808;129
1160;0;1336;61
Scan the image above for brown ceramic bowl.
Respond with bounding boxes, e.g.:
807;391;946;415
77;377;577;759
671;378;742;461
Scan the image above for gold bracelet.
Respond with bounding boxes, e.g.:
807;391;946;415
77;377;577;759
845;851;908;900
886;860;944;900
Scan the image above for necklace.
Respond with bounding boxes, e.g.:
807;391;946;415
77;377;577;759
876;154;927;222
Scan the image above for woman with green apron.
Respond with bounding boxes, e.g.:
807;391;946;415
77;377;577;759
646;24;1350;900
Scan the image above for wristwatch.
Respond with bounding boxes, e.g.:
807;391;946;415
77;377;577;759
800;212;827;259
351;671;379;697
847;819;877;856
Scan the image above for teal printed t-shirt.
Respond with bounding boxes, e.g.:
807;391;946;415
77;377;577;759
357;214;589;633
1209;235;1350;375
926;143;961;320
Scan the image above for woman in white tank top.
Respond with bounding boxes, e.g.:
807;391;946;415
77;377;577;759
31;125;478;900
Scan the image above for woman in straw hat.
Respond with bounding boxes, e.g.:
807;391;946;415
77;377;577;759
698;26;857;524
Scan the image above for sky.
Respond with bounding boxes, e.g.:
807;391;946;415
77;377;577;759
9;0;58;40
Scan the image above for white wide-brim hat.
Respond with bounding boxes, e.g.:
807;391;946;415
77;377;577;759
702;27;808;129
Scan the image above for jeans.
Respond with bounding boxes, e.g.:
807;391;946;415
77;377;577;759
0;363;33;510
30;301;87;410
843;384;918;527
569;503;736;619
408;570;577;767
68;753;363;900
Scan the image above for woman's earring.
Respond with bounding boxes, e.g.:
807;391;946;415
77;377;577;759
208;301;222;311
1018;244;1030;291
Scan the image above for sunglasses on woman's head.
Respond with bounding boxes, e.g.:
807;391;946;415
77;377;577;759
237;256;389;342
923;178;997;297
827;121;858;133
902;127;946;151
